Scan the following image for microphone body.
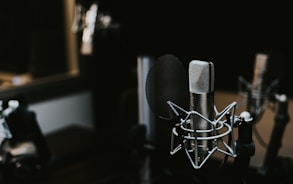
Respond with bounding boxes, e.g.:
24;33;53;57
189;60;214;162
248;53;269;121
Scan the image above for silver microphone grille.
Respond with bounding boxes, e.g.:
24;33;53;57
189;60;214;94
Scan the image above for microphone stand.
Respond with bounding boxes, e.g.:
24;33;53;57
234;91;256;183
258;94;290;178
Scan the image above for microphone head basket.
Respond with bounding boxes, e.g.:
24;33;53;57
168;101;246;169
237;76;280;121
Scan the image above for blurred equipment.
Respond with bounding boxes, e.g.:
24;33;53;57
137;54;156;143
71;0;120;55
0;101;12;140
237;52;291;170
137;54;155;184
238;53;279;122
258;94;290;177
237;52;291;183
0;100;51;181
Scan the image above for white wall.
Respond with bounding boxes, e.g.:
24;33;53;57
28;90;95;135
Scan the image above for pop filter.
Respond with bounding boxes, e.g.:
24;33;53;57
145;54;189;120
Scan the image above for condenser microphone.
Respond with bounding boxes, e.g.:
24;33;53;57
188;60;215;163
248;53;269;121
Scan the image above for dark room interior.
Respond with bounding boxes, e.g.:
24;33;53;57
0;0;292;184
